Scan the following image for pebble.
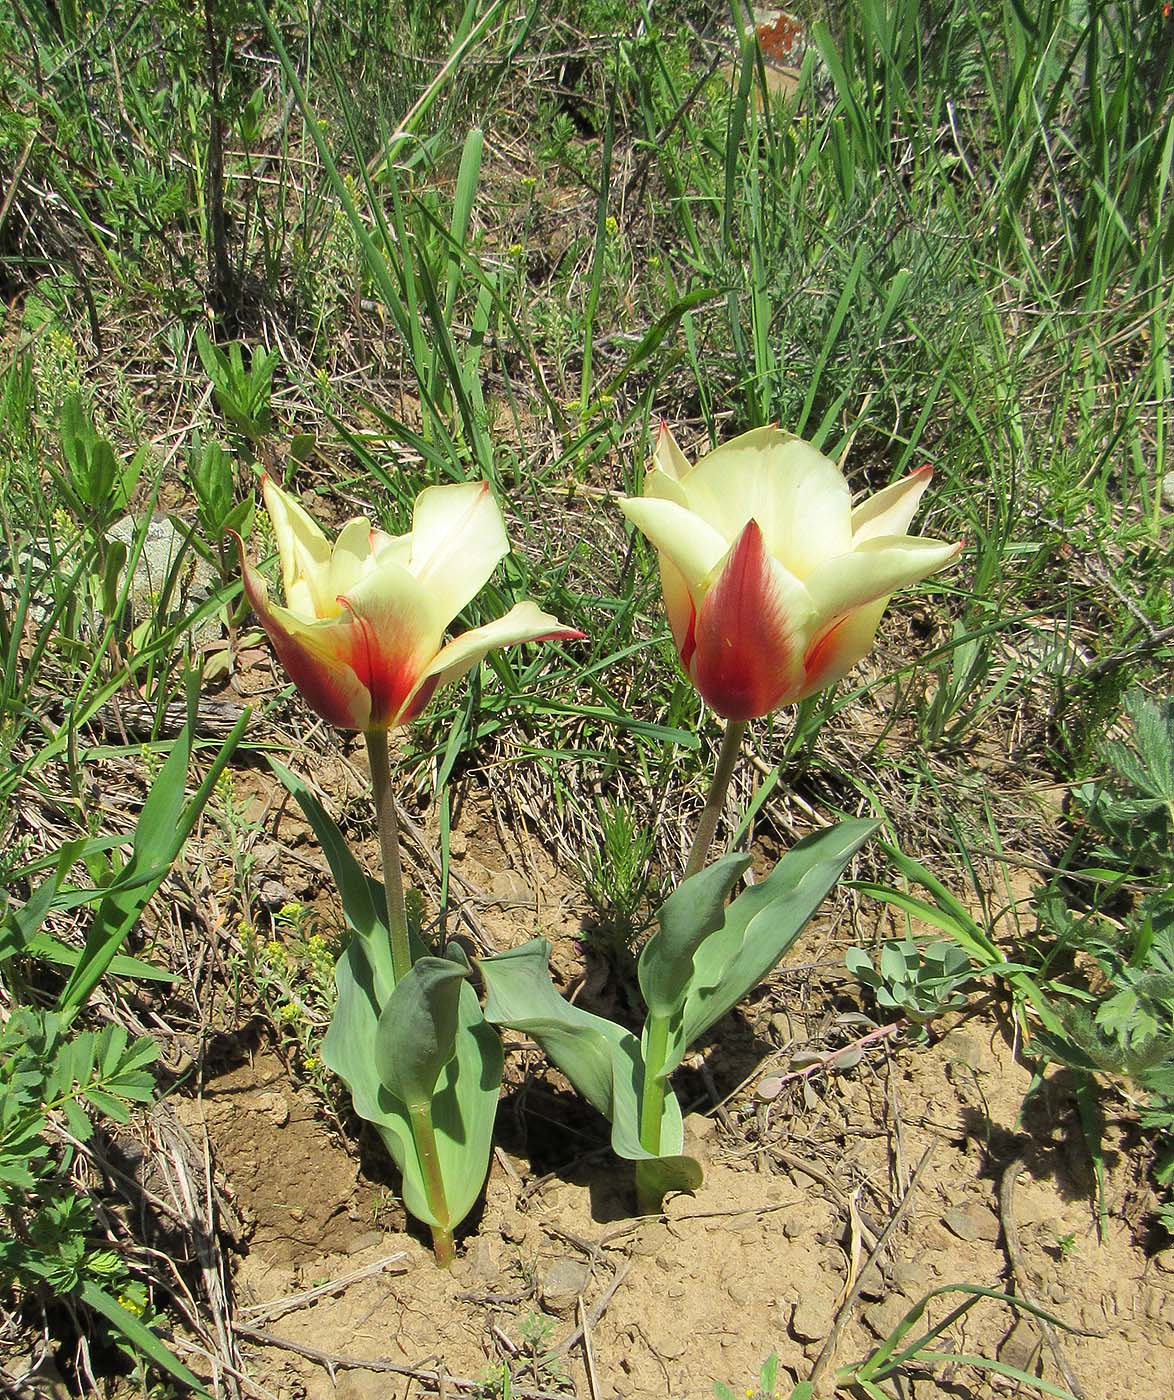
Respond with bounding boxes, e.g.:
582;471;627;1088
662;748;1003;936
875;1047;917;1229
943;1202;1001;1243
940;1029;985;1071
864;1294;910;1340
998;1316;1039;1371
540;1256;591;1315
499;1209;527;1244
783;1215;805;1240
682;1112;714;1139
1162;469;1174;509
631;1223;671;1257
791;1292;835;1342
891;1259;933;1298
344;1230;384;1255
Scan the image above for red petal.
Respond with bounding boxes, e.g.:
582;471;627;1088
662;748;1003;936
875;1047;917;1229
690;521;801;721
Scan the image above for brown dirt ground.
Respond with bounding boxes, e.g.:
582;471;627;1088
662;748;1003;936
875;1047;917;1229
162;769;1174;1400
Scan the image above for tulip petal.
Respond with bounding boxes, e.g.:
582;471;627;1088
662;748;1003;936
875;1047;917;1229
644;464;689;508
617;496;730;596
371;527;413;567
408;481;509;623
340;557;450;728
805;535;962;622
690;521;814;722
796;597;888;701
328;517;377;599
262;477;335;619
652;421;692;482
851;466;933;543
657;555;697;665
399;602;585;723
681;428;853;580
239;549;372;730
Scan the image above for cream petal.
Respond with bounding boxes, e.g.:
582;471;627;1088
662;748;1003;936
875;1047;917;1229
238;543;372;730
617;496;730;596
851;466;933;543
339;556;451;728
405;602;584;708
371;527;413;566
643;464;689;507
658;555;697;665
652;421;692;482
262;477;334;619
680;428;853;580
408;481;509;623
327;517;377;601
805;536;963;622
795;597;889;701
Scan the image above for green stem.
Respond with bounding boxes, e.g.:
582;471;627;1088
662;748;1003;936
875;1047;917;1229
408;1102;455;1267
636;1010;671;1215
683;719;748;879
365;728;412;986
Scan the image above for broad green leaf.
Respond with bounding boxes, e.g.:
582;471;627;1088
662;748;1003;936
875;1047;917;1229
675;820;879;1068
374;957;465;1109
270;758;403;1005
638;854;749;1017
323;941;501;1229
479;939;699;1184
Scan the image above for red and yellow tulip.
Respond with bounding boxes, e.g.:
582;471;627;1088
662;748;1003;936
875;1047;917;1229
240;477;582;731
619;424;962;721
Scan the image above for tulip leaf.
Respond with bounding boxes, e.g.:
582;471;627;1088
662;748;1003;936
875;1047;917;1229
323;939;502;1230
668;820;880;1073
479;939;700;1188
374;956;465;1109
637;853;750;1018
270;759;425;1005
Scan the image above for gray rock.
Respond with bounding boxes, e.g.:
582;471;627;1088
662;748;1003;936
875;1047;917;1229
106;514;219;642
1162;470;1174;509
943;1202;1001;1243
1;517;220;645
790;1291;835;1342
864;1294;911;1340
540;1256;591;1315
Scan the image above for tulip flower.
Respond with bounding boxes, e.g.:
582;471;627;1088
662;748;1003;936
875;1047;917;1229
240;476;583;732
619;424;962;723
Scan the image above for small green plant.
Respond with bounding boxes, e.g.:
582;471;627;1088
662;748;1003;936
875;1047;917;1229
0;700;244;1390
845;936;973;1032
714;1351;781;1400
187;431;255;570
237;903;342;1094
195;328;280;447
1032;690;1174;1230
580;798;663;953
0;1007;206;1391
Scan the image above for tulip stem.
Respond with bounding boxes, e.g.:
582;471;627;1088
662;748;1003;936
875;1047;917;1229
408;1102;455;1268
683;719;748;879
365;729;413;987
